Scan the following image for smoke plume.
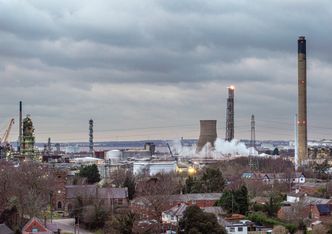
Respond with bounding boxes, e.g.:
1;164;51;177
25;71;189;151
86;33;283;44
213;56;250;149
170;138;250;158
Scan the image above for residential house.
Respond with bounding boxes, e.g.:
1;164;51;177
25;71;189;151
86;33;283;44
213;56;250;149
131;193;222;220
223;219;272;234
278;195;332;225
202;206;226;224
22;217;58;234
65;185;129;212
0;223;14;234
242;172;305;185
162;203;188;225
292;172;306;183
225;222;248;234
286;191;307;203
277;204;320;221
295;182;329;196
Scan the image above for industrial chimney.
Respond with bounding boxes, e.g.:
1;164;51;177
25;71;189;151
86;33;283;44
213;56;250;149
250;114;256;154
18;101;22;153
297;36;307;164
89;119;94;156
196;120;217;152
225;86;235;141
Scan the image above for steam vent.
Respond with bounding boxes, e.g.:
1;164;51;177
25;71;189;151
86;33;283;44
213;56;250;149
196;120;217;152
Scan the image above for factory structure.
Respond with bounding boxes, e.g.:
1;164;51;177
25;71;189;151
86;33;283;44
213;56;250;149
21;115;36;159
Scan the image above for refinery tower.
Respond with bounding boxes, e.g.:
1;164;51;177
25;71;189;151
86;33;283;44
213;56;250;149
297;36;308;164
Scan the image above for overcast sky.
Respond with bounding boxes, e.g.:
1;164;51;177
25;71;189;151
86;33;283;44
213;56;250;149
1;0;332;143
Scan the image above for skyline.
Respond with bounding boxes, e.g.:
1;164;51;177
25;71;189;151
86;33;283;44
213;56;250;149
1;1;332;142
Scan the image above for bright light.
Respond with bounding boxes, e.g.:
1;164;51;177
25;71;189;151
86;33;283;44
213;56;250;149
229;85;235;90
176;166;184;173
188;167;196;175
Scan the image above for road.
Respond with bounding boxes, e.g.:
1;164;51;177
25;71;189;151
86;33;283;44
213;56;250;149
51;218;94;234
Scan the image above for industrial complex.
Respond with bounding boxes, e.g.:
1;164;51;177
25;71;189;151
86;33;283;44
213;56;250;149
1;36;332;234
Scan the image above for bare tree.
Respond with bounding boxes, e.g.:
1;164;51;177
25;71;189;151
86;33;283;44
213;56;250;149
245;179;269;198
109;168;129;187
136;172;181;221
0;161;55;225
0;161;15;210
280;201;311;228
312;224;327;234
272;225;287;234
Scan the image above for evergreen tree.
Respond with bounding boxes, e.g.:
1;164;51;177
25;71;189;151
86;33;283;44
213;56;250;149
78;164;101;184
184;176;195;193
264;193;283;217
179;205;226;234
123;175;135;200
235;185;249;215
184;167;225;193
217;190;237;213
272;148;279;155
200;167;226;193
217;185;249;215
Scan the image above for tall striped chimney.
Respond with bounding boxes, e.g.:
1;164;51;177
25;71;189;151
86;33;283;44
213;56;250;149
298;36;307;164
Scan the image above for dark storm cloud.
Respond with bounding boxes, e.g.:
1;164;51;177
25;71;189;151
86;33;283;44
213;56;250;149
0;0;332;141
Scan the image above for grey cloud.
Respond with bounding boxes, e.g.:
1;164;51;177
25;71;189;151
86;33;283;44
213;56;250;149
0;0;332;141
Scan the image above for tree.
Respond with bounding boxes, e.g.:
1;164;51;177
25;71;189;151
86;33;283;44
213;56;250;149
136;173;181;221
179;205;226;234
313;159;329;179
217;190;236;213
105;212;136;234
312;224;327;234
184;176;195;194
78;164;101;184
272;148;279;155
264;193;284;217
272;225;287;234
109;168;128;187
279;201;310;228
71;195;107;230
185;167;225;193
0;161;55;228
123;175;135;200
217;185;249;215
234;185;249;215
82;204;108;230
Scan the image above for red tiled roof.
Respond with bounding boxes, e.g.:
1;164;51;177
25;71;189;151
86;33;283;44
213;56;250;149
22;217;51;233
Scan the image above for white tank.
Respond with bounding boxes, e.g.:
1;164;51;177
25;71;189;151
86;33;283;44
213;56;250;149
105;150;123;164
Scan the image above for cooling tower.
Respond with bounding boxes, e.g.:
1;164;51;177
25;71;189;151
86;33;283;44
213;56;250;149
297;36;307;164
196;120;217;152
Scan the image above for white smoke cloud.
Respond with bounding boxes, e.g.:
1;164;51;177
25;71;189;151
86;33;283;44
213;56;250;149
169;138;250;158
170;139;196;156
214;138;249;156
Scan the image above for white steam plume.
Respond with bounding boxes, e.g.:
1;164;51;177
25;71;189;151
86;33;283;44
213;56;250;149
169;138;250;158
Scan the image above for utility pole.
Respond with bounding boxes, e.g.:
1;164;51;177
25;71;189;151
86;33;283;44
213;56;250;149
49;191;53;223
